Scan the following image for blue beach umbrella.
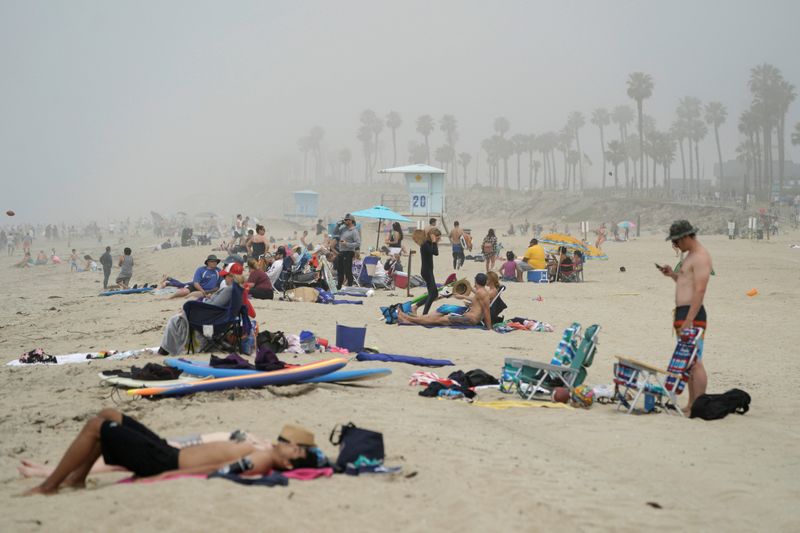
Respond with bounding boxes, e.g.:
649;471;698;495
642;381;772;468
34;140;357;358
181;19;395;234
350;206;411;248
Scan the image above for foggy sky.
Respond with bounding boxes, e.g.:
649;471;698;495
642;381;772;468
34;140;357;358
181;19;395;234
2;0;799;223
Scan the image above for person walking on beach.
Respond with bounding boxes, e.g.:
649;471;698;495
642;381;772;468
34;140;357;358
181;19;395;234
419;227;441;314
117;247;134;289
481;229;498;272
657;220;712;413
99;247;113;289
336;214;360;289
449;221;465;270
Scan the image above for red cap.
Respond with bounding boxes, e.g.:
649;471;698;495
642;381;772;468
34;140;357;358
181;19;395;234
230;263;244;275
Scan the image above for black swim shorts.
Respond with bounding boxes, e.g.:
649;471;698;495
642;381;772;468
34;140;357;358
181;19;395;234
101;416;179;477
674;305;707;331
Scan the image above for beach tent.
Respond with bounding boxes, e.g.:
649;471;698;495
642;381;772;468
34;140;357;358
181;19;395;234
350;205;411;248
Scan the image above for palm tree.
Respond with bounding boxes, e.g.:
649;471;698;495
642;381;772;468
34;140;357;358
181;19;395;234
591;108;611;187
703;102;727;191
458;152;472;189
677;97;702;193
532;160;541;190
689;119;708;196
739;108;762;192
642;115;657;188
736;140;755;195
440;114;458;180
776;80;796;192
357;124;373;182
525;134;537;190
605;140;626;189
359;110;383;181
416;115;435;164
494;116;510;137
386;111;402;167
612;105;634;185
627;72;654;191
408;141;427;164
338;148;352;183
625;134;641;191
297;136;312;183
434;145;455;174
670;120;687;191
557;128;573;189
497;136;514;188
511;133;528;190
308;126;325;182
567;111;586;187
748;63;788;195
481;137;499;187
792;122;800;146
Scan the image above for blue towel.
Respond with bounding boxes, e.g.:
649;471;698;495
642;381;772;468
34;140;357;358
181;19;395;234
331;300;364;305
356;352;454;367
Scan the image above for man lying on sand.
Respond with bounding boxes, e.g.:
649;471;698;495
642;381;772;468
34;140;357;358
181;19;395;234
397;273;493;330
23;408;305;496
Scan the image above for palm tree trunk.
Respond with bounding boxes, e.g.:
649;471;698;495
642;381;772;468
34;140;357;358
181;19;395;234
621;125;630;185
694;140;701;198
714;124;724;191
534;165;539;190
516;153;521;190
528;150;534;190
778;114;785;193
652;155;657;190
575;131;584;188
637;100;644;190
424;135;430;164
613;163;619;188
678;137;686;183
391;128;397;166
599;126;606;188
687;137;694;194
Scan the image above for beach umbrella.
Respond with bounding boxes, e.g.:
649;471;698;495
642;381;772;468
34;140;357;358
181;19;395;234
585;245;608;260
349;205;411;248
539;233;588;251
617;221;636;229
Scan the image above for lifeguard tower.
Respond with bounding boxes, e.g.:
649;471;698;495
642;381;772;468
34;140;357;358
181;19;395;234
378;164;447;228
288;190;319;219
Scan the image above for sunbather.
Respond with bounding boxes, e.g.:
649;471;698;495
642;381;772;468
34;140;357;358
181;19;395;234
22;408;304;495
397;273;493;330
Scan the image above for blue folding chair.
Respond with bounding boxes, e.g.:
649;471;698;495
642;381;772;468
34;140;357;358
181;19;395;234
184;283;250;353
357;255;381;287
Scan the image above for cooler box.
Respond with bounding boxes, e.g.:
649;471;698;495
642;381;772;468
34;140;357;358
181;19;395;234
527;269;549;283
393;271;409;289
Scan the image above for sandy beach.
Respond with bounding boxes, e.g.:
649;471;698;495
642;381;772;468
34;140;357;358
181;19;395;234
1;221;799;532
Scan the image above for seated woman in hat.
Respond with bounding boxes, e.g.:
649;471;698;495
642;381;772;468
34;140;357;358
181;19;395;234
158;254;222;299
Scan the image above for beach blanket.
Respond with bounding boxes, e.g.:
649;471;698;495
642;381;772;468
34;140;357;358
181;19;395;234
7;347;158;366
356;352;454;367
330;300;363;305
397;323;488;330
473;400;573;410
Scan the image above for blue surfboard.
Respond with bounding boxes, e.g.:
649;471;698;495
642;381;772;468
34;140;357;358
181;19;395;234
166;358;391;383
99;287;153;296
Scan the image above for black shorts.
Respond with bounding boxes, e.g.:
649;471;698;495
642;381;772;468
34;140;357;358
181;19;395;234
674;305;707;330
100;416;179;477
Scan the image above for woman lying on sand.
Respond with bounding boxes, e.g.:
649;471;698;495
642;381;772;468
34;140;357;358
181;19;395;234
23;408;305;496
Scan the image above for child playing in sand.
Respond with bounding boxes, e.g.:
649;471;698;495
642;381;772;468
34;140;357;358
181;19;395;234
499;251;517;282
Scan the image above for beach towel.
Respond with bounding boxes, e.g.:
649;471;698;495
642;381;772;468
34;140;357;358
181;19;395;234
397;323;487;330
6;347;157;366
330;300;363;305
356;352;454;367
208;472;289;487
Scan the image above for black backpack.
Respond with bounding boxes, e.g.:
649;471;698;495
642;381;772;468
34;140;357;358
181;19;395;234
690;388;751;420
256;330;288;354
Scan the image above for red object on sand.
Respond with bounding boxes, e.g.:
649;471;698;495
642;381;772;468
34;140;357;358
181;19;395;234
553;387;570;403
317;337;328;348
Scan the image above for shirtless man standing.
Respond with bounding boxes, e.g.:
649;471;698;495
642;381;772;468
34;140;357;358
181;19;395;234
658;220;712;412
449;221;465;270
397;273;494;330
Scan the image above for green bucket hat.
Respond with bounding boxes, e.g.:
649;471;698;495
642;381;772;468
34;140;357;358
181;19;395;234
666;220;698;241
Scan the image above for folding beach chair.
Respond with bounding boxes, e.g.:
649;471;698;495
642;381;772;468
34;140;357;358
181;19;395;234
184;283;250;353
613;327;703;416
498;322;582;394
516;324;601;402
357;255;381;288
487;285;508;326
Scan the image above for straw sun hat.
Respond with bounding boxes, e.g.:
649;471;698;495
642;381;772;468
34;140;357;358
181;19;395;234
277;424;316;447
412;229;427;246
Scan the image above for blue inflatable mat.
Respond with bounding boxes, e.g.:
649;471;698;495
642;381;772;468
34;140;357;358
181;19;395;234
356;352;454;367
99;287;153;296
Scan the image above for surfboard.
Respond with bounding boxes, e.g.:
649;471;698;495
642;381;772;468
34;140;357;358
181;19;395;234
98;372;208;389
128;358;347;397
99;287;153;296
165;358;391;383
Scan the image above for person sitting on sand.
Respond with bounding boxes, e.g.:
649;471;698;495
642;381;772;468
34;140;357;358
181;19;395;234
158;273;246;355
246;258;274;300
50;249;62;264
14;252;33;268
22;408;304;496
397;273;493;330
83;255;98;272
158;254;221;299
34;250;48;265
499;251;518;282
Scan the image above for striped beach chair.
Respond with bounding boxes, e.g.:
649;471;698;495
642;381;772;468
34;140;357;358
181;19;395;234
614;328;703;416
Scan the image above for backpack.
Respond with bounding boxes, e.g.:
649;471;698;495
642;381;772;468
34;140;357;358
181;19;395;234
690;388;751;420
329;423;385;473
256;330;288;354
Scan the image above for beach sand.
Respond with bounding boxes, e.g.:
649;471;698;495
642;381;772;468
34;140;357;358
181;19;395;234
1;227;799;532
